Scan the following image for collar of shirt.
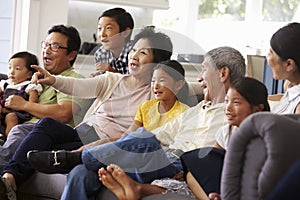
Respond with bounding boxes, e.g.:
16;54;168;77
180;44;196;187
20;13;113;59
286;84;300;102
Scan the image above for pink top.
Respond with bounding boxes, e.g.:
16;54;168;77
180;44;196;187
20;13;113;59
87;80;150;138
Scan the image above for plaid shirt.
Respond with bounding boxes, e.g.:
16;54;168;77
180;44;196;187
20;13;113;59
94;41;133;74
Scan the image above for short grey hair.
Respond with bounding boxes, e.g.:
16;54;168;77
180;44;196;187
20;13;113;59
205;46;246;83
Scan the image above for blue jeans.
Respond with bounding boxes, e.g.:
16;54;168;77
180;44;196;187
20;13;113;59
1;117;83;185
61;128;182;200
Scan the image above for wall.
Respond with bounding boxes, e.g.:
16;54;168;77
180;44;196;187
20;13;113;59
0;0;13;74
11;0;69;65
68;1;154;43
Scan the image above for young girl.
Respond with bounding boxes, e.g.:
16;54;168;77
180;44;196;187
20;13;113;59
123;59;190;135
181;77;270;200
28;59;190;174
0;51;42;143
72;59;190;150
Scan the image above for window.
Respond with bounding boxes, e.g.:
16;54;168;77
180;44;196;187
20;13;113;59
198;0;246;20
263;0;299;21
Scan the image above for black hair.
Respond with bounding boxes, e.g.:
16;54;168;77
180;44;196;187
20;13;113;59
99;7;134;42
9;51;39;74
133;26;173;63
48;25;81;66
230;77;270;111
270;22;300;69
154;60;189;105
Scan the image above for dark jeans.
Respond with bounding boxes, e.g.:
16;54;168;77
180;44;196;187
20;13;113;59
61;128;181;200
1;117;84;185
181;147;225;194
266;159;300;200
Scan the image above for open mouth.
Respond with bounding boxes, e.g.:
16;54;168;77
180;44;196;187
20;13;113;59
129;62;138;70
43;58;52;65
226;113;234;120
101;39;109;44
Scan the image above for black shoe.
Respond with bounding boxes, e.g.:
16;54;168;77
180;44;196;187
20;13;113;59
0;177;16;200
27;150;80;174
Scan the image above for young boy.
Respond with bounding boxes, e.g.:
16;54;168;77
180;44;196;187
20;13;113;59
90;7;134;77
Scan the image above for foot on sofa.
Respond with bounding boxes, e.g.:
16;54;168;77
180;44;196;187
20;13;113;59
27;150;81;174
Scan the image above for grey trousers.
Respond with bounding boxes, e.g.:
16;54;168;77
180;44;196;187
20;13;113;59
0;123;35;171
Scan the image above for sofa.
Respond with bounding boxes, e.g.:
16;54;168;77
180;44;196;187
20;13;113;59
221;113;300;200
17;172;195;200
17;113;300;200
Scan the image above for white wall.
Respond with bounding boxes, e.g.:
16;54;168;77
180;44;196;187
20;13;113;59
68;1;154;43
0;0;13;74
11;0;69;65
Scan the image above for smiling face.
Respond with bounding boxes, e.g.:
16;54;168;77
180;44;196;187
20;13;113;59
199;57;224;102
225;87;254;127
128;38;155;79
8;58;32;85
42;32;72;75
97;16;126;53
151;68;179;103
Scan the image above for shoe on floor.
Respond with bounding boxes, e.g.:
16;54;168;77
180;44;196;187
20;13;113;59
0;176;16;200
27;150;79;174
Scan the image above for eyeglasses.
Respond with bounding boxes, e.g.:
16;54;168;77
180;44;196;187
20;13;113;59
41;41;68;52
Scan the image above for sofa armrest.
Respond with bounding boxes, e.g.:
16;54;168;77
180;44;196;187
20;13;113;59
221;113;300;200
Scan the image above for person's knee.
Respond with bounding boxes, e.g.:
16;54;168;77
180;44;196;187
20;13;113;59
81;148;93;162
5;113;18;124
36;117;56;126
32;117;62;135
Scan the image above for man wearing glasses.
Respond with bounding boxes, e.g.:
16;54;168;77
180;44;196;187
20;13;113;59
0;24;89;178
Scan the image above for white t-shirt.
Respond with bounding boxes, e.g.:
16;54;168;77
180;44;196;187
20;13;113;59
215;124;238;150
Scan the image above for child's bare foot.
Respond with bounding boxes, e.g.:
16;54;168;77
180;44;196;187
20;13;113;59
108;164;141;200
98;167;127;200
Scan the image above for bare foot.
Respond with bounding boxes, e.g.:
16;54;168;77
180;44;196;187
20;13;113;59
108;164;141;200
98;167;127;200
2;173;16;191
